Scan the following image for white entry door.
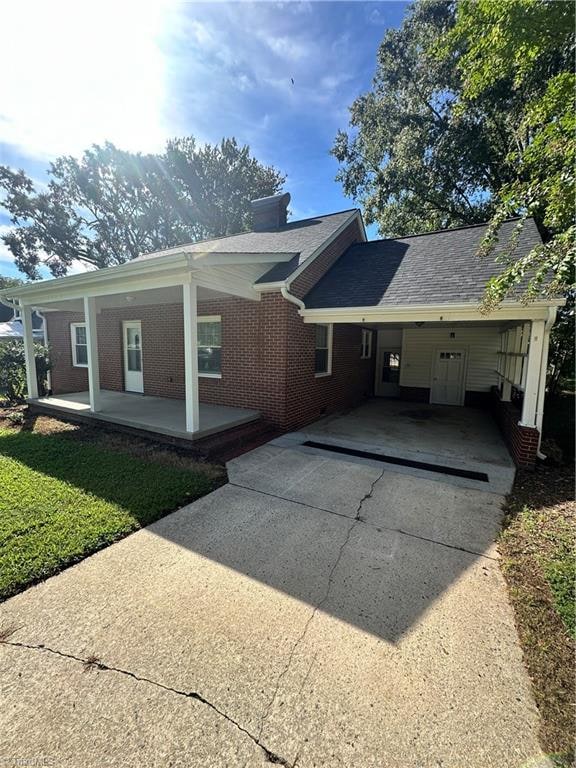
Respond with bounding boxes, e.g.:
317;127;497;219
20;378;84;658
375;348;401;397
430;349;466;406
123;321;144;393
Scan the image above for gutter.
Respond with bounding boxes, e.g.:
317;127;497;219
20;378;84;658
0;294;21;311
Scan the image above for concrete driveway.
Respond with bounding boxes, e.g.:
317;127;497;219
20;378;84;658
0;434;544;767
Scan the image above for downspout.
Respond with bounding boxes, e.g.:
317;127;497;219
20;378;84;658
280;282;305;312
535;306;557;460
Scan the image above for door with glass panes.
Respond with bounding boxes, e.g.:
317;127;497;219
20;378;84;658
122;321;143;393
375;348;401;397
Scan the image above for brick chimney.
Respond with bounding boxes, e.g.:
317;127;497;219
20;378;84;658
251;192;290;231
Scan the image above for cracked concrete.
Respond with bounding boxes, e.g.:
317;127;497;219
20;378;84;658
258;469;385;740
1;437;545;767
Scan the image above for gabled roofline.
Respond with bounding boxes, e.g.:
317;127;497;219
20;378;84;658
254;208;366;290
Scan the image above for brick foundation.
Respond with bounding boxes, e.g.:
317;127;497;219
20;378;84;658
491;388;539;469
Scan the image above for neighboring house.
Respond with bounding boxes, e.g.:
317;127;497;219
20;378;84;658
0;193;563;467
0;309;44;342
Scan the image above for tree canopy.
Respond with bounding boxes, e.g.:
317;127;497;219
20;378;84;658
0;138;285;279
333;0;575;306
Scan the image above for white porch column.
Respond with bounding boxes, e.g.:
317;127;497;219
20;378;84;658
535;311;555;439
520;320;545;428
183;281;200;433
83;296;101;413
501;329;512;401
21;305;38;399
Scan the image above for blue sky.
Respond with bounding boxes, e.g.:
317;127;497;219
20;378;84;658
0;1;409;279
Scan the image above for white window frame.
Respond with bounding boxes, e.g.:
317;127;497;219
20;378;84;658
198;315;222;379
70;322;88;368
314;323;333;378
361;328;373;359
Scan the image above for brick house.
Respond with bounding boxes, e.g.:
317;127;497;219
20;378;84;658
0;193;563;468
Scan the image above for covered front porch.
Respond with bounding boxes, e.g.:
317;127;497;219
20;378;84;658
33;390;260;442
1;238;297;440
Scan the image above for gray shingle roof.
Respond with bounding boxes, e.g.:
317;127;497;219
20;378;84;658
304;218;544;309
134;209;359;284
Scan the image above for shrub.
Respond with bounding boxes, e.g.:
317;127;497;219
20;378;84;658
0;341;51;402
6;410;24;426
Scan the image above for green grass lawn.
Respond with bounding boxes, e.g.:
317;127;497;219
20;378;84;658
0;427;215;600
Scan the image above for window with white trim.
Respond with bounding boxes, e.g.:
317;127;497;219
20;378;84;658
198;316;222;377
314;323;332;376
70;323;88;367
361;329;372;359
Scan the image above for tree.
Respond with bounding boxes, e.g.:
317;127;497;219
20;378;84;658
333;0;574;305
0;138;285;279
0;275;23;322
437;0;575;309
332;0;520;236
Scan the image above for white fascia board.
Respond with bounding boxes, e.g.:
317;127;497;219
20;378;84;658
300;300;565;324
0;253;189;302
16;269;193;307
253;210;365;290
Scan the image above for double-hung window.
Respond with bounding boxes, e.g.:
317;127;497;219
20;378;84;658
361;329;372;359
198;316;222;377
314;324;332;377
70;323;88;367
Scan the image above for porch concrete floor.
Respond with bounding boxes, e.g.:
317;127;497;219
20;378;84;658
33;390;260;441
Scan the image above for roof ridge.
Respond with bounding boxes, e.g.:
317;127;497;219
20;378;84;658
364;217;528;244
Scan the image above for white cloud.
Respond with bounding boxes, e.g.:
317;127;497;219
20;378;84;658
0;0;175;160
261;33;310;62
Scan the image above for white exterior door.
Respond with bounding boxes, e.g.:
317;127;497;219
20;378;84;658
375;347;401;397
123;321;144;393
430;349;466;406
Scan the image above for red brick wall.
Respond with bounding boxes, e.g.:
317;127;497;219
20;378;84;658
46;311;89;394
491;389;539;469
46;293;374;430
284;299;374;428
291;216;363;299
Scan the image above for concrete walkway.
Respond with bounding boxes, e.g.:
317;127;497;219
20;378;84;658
0;441;544;767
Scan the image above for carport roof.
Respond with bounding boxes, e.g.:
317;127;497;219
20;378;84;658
303;218;544;309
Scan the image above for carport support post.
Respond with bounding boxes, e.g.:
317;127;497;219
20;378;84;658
183;281;200;433
83;296;101;413
21;304;38;399
520;320;545;428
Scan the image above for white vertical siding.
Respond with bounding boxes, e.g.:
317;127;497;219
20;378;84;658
400;326;500;392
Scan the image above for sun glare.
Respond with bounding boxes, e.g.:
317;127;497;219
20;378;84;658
0;1;173;160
